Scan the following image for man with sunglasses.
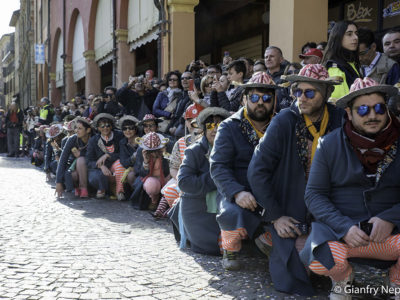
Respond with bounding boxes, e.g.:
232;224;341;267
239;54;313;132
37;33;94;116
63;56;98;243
248;64;344;296
300;78;400;300
167;71;194;137
210;72;279;271
358;28;400;85
98;86;124;117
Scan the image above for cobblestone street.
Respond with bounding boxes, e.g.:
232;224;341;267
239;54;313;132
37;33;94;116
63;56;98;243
0;155;390;300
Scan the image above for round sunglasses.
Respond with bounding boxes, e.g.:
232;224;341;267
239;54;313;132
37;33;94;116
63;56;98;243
98;123;112;128
249;94;273;103
122;126;136;131
355;103;386;117
205;122;220;130
293;89;316;99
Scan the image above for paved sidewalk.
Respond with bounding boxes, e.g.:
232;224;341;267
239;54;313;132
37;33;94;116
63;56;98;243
0;155;389;299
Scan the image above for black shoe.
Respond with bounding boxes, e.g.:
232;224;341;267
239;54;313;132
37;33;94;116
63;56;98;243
6;153;15;157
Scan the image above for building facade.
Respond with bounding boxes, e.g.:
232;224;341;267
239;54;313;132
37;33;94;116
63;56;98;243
2;0;399;108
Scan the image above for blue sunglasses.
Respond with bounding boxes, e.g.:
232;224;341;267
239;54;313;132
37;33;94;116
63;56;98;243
249;94;273;103
293;89;316;99
356;103;386;117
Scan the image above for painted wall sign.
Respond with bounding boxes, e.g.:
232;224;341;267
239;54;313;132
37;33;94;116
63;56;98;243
346;2;373;22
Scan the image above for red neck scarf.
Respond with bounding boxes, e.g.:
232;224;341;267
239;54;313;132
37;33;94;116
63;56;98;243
344;113;400;174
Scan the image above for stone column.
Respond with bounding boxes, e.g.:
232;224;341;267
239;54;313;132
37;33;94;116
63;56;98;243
269;0;328;62
115;29;135;88
64;63;75;102
49;72;61;106
167;0;199;72
83;50;101;96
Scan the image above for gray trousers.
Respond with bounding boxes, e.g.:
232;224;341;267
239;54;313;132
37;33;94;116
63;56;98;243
7;127;20;155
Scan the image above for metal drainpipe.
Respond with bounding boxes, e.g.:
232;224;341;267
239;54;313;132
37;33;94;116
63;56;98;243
112;0;117;87
47;0;51;100
62;0;66;102
154;0;162;78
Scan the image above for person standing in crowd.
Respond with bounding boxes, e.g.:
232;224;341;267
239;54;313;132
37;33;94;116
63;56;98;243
213;60;245;112
0;108;7;153
248;64;344;296
301;42;317;54
322;20;362;102
300;78;400;300
153;71;183;133
38;97;54;125
118;115;140;196
86;113;125;199
210;72;279;270
5;102;24;157
168;71;193;138
264;46;286;83
56;117;93;198
177;107;230;255
358;28;400;85
207;65;222;79
98;87;124;117
299;48;323;65
253;60;267;73
383;29;400;65
116;76;157;120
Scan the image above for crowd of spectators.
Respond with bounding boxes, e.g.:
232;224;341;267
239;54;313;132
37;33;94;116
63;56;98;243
2;21;400;299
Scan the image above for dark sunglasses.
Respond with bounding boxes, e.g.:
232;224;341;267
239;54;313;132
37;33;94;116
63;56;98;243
98;123;112;128
356;103;386;117
181;77;192;80
105;94;114;98
205;122;220;130
169;78;179;82
249;94;273;103
122;126;136;131
143;123;156;128
359;46;371;56
293;89;316;99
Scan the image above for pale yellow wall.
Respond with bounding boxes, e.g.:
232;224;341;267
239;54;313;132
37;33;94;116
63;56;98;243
270;0;328;62
269;0;295;61
169;11;195;72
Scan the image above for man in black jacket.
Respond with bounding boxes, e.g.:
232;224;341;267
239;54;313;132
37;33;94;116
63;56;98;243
98;86;124;117
210;72;279;271
248;64;344;296
301;78;400;300
5;102;24;157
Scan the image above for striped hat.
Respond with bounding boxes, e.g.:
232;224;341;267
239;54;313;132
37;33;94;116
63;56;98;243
284;64;340;85
336;77;398;108
241;71;280;89
135;132;169;151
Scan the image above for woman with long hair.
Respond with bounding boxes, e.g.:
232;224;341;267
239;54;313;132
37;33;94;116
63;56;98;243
55;117;93;198
322;20;362;102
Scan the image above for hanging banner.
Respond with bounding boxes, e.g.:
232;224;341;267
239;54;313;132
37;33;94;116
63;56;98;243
35;44;45;64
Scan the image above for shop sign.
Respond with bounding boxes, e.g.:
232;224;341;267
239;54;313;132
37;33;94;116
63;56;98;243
383;1;400;18
346;1;373;23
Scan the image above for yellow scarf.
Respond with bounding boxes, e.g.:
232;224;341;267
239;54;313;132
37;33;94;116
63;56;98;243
243;107;266;139
303;105;329;162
